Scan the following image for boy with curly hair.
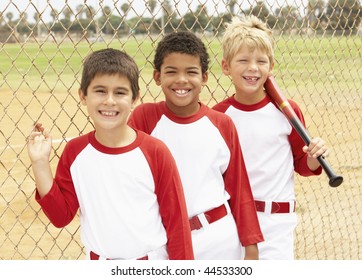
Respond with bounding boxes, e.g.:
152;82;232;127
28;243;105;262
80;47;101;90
129;32;263;260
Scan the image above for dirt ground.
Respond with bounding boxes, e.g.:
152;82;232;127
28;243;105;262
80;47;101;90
0;85;361;260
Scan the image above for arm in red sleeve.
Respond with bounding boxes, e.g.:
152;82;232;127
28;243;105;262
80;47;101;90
211;113;264;246
288;99;322;177
140;136;194;260
36;143;80;228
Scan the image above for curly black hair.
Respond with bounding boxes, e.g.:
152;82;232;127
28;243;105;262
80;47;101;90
153;31;209;74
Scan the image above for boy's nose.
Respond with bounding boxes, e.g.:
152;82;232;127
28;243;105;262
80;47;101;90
176;73;188;83
104;93;116;104
248;62;258;71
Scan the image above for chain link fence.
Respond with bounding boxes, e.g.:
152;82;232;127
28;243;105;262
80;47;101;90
0;0;361;260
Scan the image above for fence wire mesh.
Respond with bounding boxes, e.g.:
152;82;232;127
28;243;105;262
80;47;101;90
0;0;361;260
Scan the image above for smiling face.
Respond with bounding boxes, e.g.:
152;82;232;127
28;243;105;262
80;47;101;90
222;45;274;105
153;52;208;117
79;73;138;134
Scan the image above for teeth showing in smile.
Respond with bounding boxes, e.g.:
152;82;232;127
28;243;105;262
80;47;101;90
174;89;189;96
244;77;258;81
100;111;118;116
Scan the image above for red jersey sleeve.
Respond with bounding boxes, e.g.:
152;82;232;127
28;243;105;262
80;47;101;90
128;103;163;133
288;99;322;176
208;110;264;246
36;136;86;228
139;133;194;260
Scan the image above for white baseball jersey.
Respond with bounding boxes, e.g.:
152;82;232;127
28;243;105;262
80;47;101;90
128;101;263;248
213;94;322;259
36;130;193;260
213;95;321;201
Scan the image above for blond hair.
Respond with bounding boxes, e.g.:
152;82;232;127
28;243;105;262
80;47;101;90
221;15;275;65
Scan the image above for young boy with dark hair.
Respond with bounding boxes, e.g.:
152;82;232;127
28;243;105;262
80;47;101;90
27;48;193;260
128;32;263;260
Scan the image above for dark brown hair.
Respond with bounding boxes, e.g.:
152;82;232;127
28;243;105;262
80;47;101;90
80;48;140;100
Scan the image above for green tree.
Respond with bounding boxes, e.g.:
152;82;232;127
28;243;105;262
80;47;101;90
17;12;31;36
121;3;130;18
194;4;209;32
246;1;279;30
120;3;131;34
58;6;72;30
85;5;96;19
325;0;361;34
50;8;58;22
249;1;270;23
306;0;325;29
6;11;14;25
102;6;112;17
0;13;12;42
279;5;300;31
62;6;72;22
71;4;96;36
33;12;42;37
181;4;209;32
211;13;232;35
145;0;157;33
147;0;157;14
226;0;238;16
49;8;62;33
99;5;113;34
161;0;173;34
84;5;97;35
76;4;84;19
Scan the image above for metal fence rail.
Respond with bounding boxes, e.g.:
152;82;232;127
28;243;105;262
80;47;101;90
0;0;361;259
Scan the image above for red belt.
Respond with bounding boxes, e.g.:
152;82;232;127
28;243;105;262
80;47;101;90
189;204;228;231
254;200;296;214
90;251;148;260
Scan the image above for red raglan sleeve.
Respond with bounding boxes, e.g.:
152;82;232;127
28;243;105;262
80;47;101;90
211;112;264;246
212;99;231;113
128;103;161;134
140;134;194;260
288;99;322;176
35;141;80;228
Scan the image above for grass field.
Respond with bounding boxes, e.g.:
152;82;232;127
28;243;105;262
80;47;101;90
1;36;360;99
0;35;361;260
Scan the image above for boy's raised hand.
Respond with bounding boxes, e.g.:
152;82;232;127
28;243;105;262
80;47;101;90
27;123;52;163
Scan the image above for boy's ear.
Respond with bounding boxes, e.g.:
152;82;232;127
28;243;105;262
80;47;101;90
153;70;161;86
78;89;87;105
221;59;230;75
269;62;275;76
202;72;208;85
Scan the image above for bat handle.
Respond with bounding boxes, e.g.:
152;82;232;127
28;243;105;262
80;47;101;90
290;117;343;187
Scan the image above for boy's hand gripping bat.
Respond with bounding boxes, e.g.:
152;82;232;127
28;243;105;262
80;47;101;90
264;76;343;187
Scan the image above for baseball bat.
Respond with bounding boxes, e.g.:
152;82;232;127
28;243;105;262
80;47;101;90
264;76;343;187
